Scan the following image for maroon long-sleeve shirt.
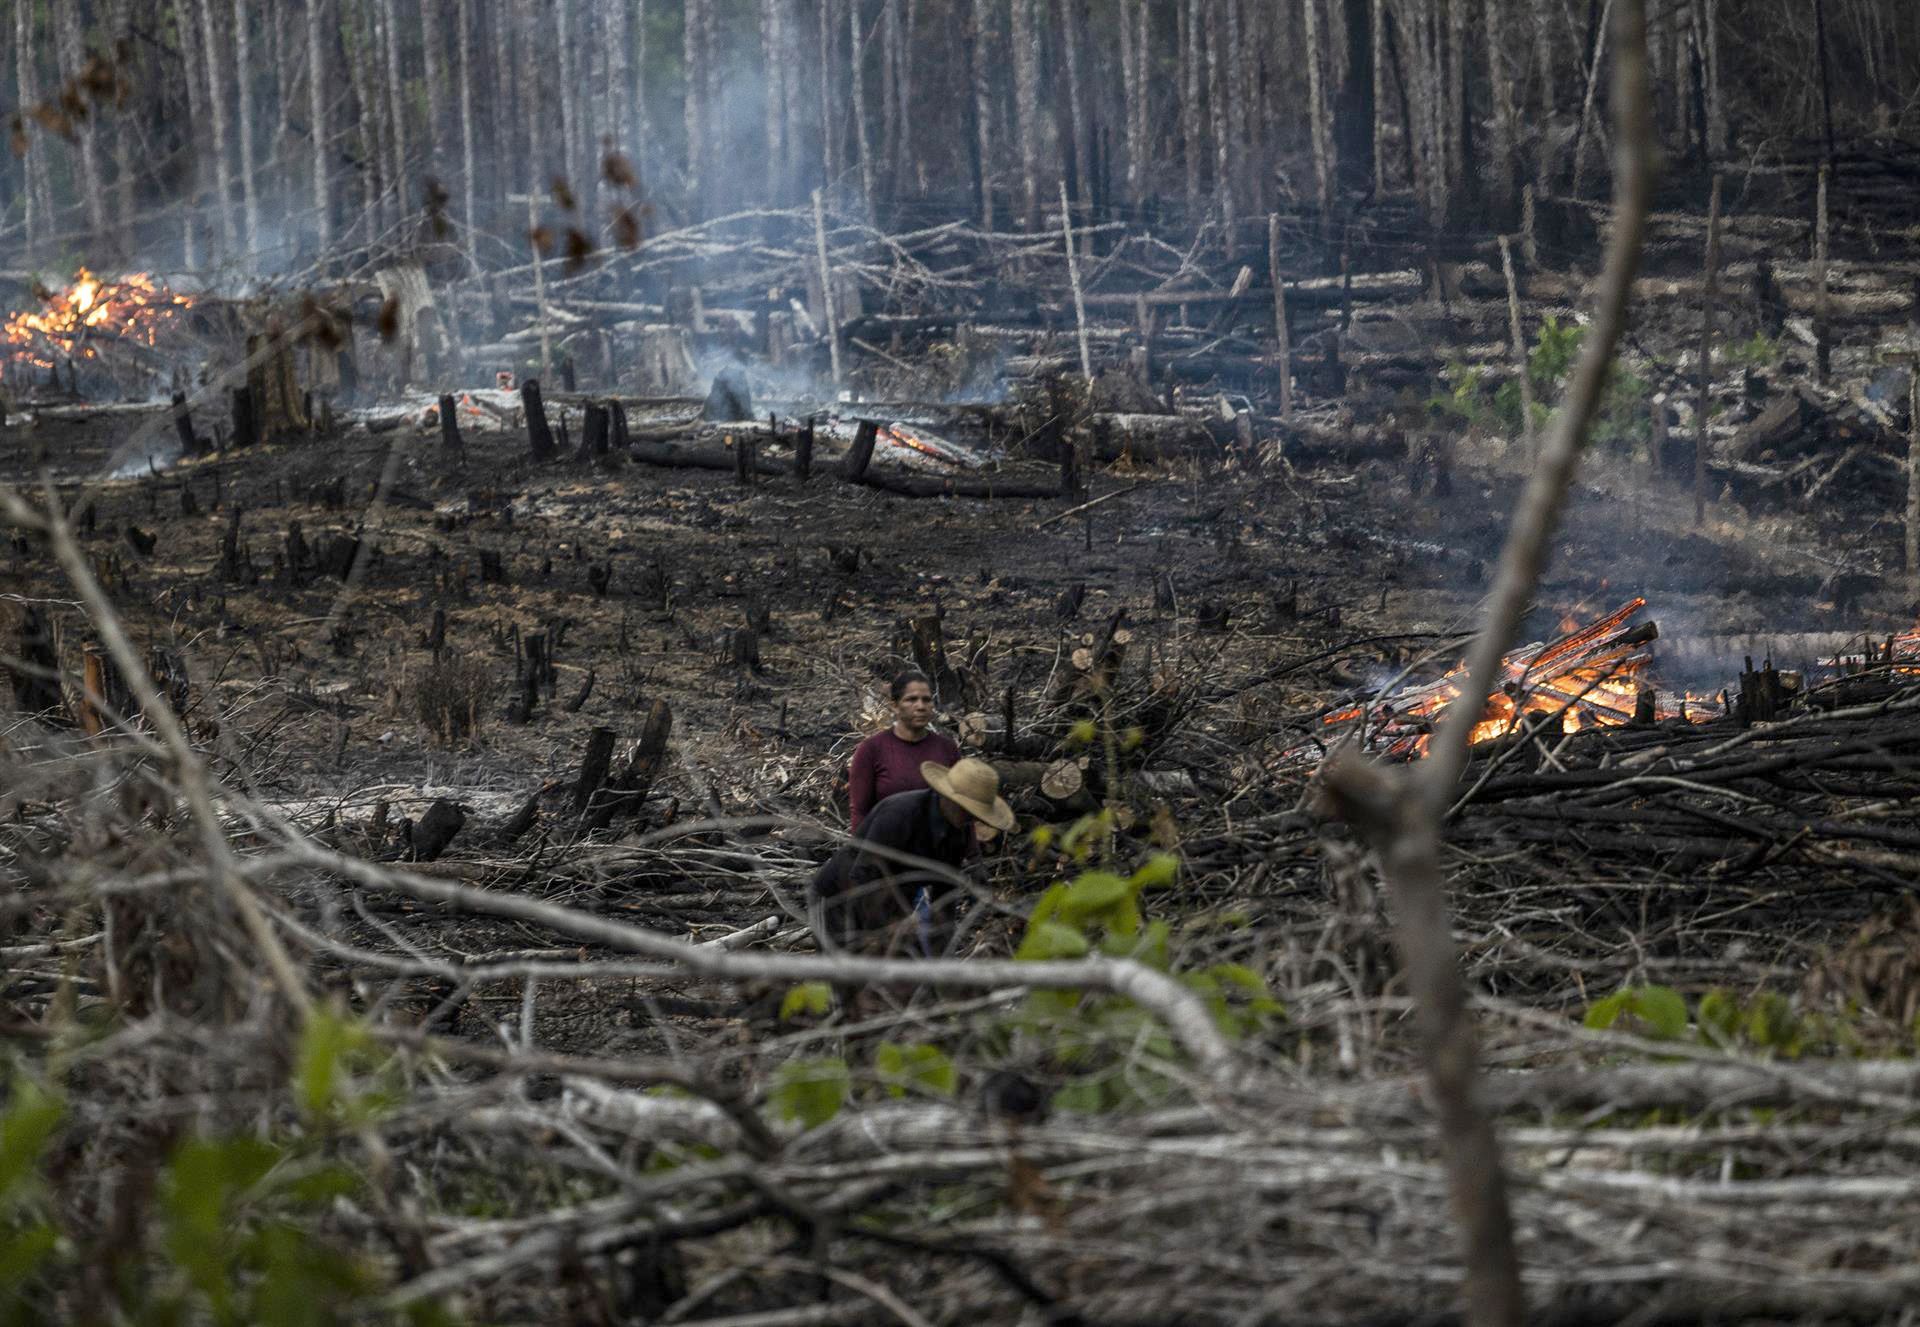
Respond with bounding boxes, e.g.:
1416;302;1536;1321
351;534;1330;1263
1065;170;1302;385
848;727;961;830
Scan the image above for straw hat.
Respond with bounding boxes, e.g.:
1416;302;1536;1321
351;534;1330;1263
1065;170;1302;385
921;758;1017;833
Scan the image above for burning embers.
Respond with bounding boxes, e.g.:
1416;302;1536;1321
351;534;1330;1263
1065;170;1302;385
3;268;195;372
1322;599;1716;760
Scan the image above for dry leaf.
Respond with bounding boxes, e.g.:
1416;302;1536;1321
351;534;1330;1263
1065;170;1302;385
610;205;644;250
563;228;595;274
550;176;577;212
528;226;554;255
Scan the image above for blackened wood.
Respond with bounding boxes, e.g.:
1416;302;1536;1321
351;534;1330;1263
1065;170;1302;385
424;604;446;652
318;532;359;581
842;418;879;480
560;356;577;392
608;399;632;449
584;700;675;829
523;378;558;461
230;386;259;449
907;613;965;706
582;401;610;457
409;799;466;862
565;668;596;712
1056;583;1087;619
728;627;762;671
855;470;1062;500
628;441;789;476
573;725;618;813
794;417;815;480
496;788;542;845
478;548;506;583
285;520;311;586
11;607;62;715
587;563;612;597
439;393;464;449
732;433;756;485
171;391;198;456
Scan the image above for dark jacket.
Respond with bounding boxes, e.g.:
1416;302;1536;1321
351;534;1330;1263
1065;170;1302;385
808;789;970;952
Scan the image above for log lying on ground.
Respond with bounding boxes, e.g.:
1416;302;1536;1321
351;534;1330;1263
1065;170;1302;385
626;440;791;476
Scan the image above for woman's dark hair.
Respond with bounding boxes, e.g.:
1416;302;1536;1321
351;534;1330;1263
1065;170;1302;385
890;669;932;701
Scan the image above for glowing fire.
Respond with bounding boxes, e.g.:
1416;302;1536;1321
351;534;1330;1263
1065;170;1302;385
879;422;968;467
3;268;194;371
1323;599;1719;759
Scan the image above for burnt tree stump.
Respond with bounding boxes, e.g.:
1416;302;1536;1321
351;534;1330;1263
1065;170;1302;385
582;401;611;457
906;613;966;707
523;379;558;461
409;799;466;862
583;700;675;830
608;399;632;449
171;391;198;456
12;606;62;715
726;627;762;672
794;417;815;481
842;419;879;481
587;562;612;597
478;549;506;584
732;433;757;485
439;393;464;450
573;726;618;815
230;387;260;449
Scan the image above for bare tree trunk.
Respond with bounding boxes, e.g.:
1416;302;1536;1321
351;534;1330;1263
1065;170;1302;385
1206;0;1232;225
306;0;333;257
1702;0;1724;156
1482;0;1515;216
1181;0;1202;211
817;0;837;189
1269;213;1293;417
180;1;206;265
970;0;994;227
1303;0;1334;228
1011;0;1042;228
555;0;579;207
381;0;409;216
1061;0;1092;210
878;0;898;189
1118;0;1140;204
456;0;477;271
1570;0;1614;198
1498;233;1533;455
199;0;239;255
633;0;650;171
15;0;37;262
232;0;261;257
53;0;109;253
1446;0;1467;215
1531;0;1555;193
346;0;388;238
1695;172;1721;525
761;0;788;203
491;0;520;212
608;0;631;157
849;0;876;219
1371;0;1386;194
420;0;447;191
685;0;708;213
110;0;136;258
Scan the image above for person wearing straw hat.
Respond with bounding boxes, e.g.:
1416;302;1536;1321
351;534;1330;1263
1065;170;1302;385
808;757;1017;957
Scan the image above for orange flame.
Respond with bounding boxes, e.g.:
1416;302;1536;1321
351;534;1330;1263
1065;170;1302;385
3;268;194;371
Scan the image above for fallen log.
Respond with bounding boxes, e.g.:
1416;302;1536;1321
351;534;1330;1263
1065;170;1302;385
626;441;790;476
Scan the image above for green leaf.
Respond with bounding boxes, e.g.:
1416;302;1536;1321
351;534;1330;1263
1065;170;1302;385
769;1060;848;1130
873;1042;956;1099
0;1080;63;1203
295;1011;369;1121
1584;985;1688;1040
1058;872;1129;925
1015;921;1089;962
1050;1079;1110;1114
0;1222;57;1289
1128;854;1179;892
1695;988;1741;1044
778;983;833;1022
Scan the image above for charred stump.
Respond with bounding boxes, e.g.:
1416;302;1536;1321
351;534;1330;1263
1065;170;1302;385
842;419;879;482
795;417;815;481
583;700;675;830
11;606;62;716
439;394;464;450
230;387;260;450
581;401;611;459
573;726;618;816
171;392;199;457
523;378;558;461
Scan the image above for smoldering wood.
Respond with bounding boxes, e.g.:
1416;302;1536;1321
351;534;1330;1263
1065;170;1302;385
523;378;558;461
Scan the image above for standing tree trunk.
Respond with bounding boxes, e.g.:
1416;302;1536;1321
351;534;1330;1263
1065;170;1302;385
307;0;332;258
420;0;447;194
198;0;239;255
1011;0;1042;228
346;0;388;240
969;0;994;227
231;0;261;256
1332;0;1374;196
1118;0;1141;205
1695;172;1722;525
1206;0;1232;226
849;0;876;219
1060;0;1092;211
379;0;408;218
1303;0;1334;229
1481;0;1515;217
1702;0;1724;157
53;0;110;252
817;0;838;191
685;0;709;214
16;0;48;262
1181;0;1203;212
456;0;478;271
554;0;579;210
761;0;789;203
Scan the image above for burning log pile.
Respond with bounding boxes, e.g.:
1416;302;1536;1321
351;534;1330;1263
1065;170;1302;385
1;268;197;393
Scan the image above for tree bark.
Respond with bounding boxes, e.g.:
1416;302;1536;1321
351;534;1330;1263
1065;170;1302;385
420;0;447;193
1482;0;1515;217
849;0;876;220
308;0;333;258
1695;172;1722;525
1206;0;1231;225
456;0;478;271
969;0;994;227
1303;0;1334;228
379;0;408;217
761;0;788;202
15;0;48;261
1060;0;1092;212
53;0;109;251
198;0;239;254
1181;0;1202;211
231;0;261;256
1011;0;1042;228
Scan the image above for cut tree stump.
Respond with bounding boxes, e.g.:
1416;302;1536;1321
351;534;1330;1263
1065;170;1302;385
583;700;675;830
573;726;617;815
230;387;259;449
842;419;879;480
795;417;815;480
582;401;610;458
171;392;198;456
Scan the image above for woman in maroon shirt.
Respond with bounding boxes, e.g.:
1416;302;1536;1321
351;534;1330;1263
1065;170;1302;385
847;670;961;830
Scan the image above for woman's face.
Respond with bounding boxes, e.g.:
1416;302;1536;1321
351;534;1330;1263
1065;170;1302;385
894;682;934;731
